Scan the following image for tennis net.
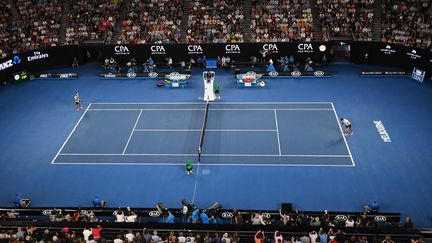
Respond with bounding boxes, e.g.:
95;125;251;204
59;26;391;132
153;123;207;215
198;100;210;161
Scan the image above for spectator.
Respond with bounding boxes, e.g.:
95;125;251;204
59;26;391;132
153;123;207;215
125;230;135;242
255;230;265;243
14;194;31;208
251;213;266;225
92;225;102;241
274;230;283;243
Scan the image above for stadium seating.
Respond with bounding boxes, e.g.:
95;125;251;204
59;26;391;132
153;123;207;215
380;0;431;50
116;0;183;44
250;0;314;42
64;0;120;45
317;0;374;41
187;0;244;43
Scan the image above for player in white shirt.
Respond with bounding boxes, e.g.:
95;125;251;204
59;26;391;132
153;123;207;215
74;92;82;111
340;118;353;136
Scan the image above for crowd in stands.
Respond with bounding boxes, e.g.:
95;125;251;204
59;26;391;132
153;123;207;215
0;225;423;242
250;0;314;42
317;0;374;41
380;0;431;50
117;0;183;44
187;0;244;43
0;0;13;58
64;0;121;45
0;0;62;57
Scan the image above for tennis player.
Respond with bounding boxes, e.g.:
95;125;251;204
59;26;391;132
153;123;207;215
186;160;193;175
340;117;353;136
74;92;83;111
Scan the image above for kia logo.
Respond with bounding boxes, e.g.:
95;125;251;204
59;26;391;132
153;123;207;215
262;213;271;219
374;215;387;222
246;71;256;76
221;212;233;218
148;72;158;77
335;215;347;221
149;211;161;217
314;71;324;76
127;72;136;78
268;71;279;77
291;71;301;76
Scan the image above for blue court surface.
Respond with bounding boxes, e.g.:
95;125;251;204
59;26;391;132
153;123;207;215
1;63;432;227
52;102;353;166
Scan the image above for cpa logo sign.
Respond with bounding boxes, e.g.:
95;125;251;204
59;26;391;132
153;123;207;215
151;45;166;54
298;43;313;53
263;44;278;52
114;46;130;55
188;45;203;54
225;44;240;54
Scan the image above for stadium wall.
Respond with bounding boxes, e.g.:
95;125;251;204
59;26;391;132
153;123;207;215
1;42;431;82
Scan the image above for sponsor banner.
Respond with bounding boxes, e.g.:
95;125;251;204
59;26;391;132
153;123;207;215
27;51;49;61
360;70;407;76
350;42;431;77
99;71;191;78
33;73;78;79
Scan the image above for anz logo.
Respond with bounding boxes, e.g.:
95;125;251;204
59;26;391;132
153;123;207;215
225;44;240;54
0;56;21;71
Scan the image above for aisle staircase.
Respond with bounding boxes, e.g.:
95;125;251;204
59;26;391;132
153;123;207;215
58;0;70;45
242;0;252;42
309;0;322;41
179;0;191;43
112;0;131;43
372;0;382;41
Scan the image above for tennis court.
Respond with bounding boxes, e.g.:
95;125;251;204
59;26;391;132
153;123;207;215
52;102;354;166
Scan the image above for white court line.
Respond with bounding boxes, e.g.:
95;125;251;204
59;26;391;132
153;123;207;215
122;110;143;154
53;162;355;167
58;153;350;157
133;129;277;132
274;110;282;156
192;160;200;204
88;108;334;111
91;102;333;105
331;103;356;166
51;103;92;164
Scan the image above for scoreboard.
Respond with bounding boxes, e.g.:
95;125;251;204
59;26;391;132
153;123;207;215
411;67;426;83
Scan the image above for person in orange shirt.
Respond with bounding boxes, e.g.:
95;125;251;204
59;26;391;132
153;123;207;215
255;230;265;243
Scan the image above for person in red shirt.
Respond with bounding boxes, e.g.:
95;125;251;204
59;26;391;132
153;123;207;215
92;225;102;240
